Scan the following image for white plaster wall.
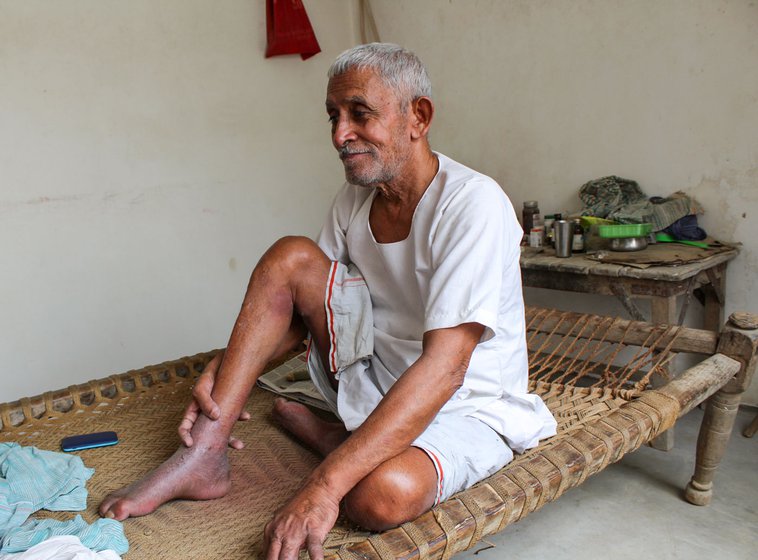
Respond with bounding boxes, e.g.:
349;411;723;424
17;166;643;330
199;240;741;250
0;0;357;402
3;0;757;406
369;0;758;403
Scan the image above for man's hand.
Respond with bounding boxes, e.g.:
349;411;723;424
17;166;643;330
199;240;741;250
178;350;251;448
264;483;340;560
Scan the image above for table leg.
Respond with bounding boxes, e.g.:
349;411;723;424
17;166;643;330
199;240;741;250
610;284;646;322
650;295;678;451
703;265;726;332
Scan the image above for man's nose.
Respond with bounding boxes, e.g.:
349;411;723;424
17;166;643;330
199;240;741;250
332;116;357;148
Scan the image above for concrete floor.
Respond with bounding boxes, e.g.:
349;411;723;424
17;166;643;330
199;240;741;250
456;407;758;560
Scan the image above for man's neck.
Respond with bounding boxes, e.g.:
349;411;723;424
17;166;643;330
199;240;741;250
375;148;439;209
369;148;439;244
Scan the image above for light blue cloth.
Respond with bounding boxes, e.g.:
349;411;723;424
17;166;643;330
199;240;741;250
0;443;93;535
1;517;128;555
0;443;128;555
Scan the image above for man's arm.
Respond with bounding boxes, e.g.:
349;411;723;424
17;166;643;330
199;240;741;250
264;321;485;560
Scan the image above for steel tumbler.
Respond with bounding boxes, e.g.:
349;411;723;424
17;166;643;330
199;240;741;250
554;220;572;258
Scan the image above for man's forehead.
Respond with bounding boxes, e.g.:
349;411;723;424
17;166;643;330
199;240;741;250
325;68;396;107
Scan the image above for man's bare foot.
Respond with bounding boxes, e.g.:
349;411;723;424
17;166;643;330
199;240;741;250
99;438;231;521
272;398;348;456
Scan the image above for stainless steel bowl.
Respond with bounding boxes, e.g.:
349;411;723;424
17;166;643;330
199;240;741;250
610;236;648;252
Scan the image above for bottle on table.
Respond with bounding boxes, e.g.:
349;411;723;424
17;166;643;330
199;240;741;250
548;213;562;248
572;218;585;253
529;226;544;248
522;201;541;244
543;215;555;246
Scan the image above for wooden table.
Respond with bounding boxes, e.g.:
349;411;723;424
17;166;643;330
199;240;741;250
520;245;738;330
520;244;739;450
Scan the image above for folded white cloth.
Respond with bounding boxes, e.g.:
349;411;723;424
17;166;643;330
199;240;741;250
0;536;121;560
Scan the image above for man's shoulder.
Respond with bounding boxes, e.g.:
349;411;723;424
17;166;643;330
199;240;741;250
435;153;509;208
436;153;504;194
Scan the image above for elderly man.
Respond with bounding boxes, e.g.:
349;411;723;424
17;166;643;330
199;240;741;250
99;43;556;559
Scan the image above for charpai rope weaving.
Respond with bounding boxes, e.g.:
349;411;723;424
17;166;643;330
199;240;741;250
0;307;740;559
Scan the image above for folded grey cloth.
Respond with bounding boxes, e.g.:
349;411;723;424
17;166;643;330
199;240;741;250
579;176;701;231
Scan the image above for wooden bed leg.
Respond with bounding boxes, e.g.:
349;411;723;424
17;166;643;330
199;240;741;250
685;312;758;506
684;389;741;505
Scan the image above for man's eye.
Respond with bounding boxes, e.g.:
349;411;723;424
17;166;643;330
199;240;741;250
352;111;367;119
327;115;338;125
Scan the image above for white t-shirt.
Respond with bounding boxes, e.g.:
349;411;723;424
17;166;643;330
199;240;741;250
316;153;556;453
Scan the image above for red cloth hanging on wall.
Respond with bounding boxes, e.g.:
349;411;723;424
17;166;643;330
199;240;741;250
265;0;321;60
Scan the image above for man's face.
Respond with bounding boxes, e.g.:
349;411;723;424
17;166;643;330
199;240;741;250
325;68;413;187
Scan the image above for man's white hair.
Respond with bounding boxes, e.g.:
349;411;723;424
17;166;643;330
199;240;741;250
328;43;431;106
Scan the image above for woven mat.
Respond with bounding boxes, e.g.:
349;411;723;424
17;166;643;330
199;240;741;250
0;353;327;559
0;350;642;560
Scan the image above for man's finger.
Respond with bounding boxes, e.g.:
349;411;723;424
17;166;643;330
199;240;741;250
265;538;281;560
263;526;280;560
193;375;221;420
306;535;325;560
177;402;200;446
279;538;304;560
229;437;245;450
239;410;251;421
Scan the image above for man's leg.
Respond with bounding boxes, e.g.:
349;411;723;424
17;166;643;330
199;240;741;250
343;414;511;531
273;399;438;530
99;236;335;520
267;259;440;531
343;448;439;530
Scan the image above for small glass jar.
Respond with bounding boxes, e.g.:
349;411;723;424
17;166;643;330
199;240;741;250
522;201;541;238
572;219;585;252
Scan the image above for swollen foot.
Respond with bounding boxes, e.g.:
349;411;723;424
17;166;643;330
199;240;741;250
272;398;348;457
99;444;231;521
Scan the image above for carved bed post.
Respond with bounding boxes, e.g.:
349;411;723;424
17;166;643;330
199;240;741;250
685;312;758;506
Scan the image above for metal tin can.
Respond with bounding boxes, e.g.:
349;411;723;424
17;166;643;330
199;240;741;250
554;220;572;257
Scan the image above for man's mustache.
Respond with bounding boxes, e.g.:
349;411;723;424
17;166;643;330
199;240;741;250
339;144;373;159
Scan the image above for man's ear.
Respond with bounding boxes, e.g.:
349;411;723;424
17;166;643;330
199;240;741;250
409;97;434;140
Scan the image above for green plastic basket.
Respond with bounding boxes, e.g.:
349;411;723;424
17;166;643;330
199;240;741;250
597;223;652;238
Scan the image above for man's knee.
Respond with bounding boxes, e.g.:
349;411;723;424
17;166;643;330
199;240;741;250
251;236;331;320
263;236;323;269
342;463;436;531
252;236;329;288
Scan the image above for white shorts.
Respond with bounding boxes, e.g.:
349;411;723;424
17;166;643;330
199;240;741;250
306;261;513;504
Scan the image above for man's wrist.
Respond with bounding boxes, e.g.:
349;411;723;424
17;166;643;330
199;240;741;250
306;465;351;504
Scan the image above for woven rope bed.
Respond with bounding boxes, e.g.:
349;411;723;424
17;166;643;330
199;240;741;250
2;306;756;560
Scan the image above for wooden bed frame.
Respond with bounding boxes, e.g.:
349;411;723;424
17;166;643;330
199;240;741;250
1;306;756;560
323;308;758;559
